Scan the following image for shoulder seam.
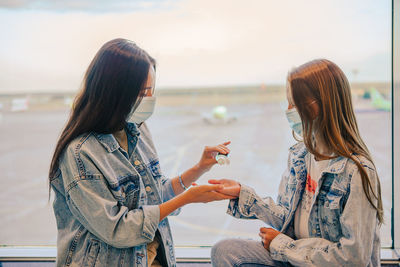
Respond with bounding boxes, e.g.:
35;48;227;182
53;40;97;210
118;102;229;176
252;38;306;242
65;173;103;193
73;133;93;180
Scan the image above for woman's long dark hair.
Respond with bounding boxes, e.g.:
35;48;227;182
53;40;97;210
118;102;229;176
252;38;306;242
49;38;155;183
288;59;384;224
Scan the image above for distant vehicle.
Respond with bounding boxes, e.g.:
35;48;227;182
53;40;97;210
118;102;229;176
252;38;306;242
64;97;73;108
11;98;29;112
370;88;391;111
203;105;237;124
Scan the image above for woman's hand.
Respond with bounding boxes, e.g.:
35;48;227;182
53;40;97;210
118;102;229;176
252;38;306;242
259;227;280;251
208;179;241;197
196;141;231;173
183;184;236;203
159;184;235;221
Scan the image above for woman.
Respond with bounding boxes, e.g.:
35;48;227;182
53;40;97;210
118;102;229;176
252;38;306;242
49;38;233;267
210;59;383;267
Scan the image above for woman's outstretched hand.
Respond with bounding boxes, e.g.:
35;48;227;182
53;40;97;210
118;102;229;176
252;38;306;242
208;179;241;197
197;141;231;173
159;183;235;221
183;184;236;203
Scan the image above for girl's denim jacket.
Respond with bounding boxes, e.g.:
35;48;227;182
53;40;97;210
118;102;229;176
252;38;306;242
228;142;381;267
51;123;180;267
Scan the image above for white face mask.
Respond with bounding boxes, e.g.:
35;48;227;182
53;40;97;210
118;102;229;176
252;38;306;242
127;96;156;124
285;108;303;136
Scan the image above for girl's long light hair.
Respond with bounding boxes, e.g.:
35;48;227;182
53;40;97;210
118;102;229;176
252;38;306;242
288;59;384;225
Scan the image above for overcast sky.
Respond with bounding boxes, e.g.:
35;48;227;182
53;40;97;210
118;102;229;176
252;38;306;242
0;0;391;93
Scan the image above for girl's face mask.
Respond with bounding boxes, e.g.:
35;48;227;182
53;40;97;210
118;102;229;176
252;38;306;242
285;107;303;136
127;96;156;124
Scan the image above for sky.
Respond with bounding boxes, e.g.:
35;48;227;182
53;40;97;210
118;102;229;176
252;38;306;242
0;0;392;93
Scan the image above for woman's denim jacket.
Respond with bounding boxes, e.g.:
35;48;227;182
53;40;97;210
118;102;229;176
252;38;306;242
228;142;381;267
51;123;180;267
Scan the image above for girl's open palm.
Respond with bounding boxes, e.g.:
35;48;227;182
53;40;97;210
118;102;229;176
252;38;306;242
208;179;241;197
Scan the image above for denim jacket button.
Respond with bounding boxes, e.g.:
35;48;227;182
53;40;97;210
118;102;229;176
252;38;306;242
134;160;141;166
145;186;151;192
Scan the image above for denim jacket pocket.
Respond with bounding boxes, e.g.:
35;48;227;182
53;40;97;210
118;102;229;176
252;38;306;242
325;186;346;210
320;186;345;241
148;160;162;180
109;175;140;209
83;239;101;267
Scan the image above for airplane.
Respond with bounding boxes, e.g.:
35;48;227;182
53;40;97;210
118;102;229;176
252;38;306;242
203;105;237;125
64;97;73;108
370;88;391;111
11;97;29;112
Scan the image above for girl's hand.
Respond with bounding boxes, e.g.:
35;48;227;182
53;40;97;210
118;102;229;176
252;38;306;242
208;179;241;197
183;184;235;203
259;227;280;251
197;141;231;173
159;183;235;221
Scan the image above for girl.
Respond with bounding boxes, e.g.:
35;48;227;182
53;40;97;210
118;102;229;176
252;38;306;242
210;59;383;267
49;38;233;267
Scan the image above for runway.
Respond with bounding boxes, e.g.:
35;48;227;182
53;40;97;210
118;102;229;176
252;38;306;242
0;98;392;247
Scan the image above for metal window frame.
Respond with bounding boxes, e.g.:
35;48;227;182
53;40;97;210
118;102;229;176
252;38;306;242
392;0;400;255
0;1;399;263
0;247;398;263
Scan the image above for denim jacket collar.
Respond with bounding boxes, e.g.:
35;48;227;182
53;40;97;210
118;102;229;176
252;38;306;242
325;155;349;174
290;142;349;177
94;122;140;153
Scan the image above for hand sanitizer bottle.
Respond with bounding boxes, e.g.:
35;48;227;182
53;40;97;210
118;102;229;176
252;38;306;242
215;153;230;165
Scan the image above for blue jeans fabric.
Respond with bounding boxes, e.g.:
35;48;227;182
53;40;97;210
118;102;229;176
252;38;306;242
211;239;285;267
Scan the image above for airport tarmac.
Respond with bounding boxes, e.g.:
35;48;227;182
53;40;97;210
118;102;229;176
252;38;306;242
0;99;392;247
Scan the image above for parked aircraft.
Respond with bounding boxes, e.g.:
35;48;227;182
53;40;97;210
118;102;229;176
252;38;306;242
370;88;391;111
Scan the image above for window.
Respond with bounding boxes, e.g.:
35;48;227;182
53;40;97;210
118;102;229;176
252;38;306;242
0;0;395;253
393;0;400;253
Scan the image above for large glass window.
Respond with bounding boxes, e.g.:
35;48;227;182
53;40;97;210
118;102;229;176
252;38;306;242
393;0;400;251
0;0;392;248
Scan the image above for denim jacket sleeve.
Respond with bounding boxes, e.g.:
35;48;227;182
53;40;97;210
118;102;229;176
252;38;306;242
139;123;181;216
226;146;298;230
60;146;160;249
269;166;379;267
226;170;291;230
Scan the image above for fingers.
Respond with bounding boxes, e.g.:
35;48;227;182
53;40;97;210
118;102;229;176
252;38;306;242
215;192;237;199
259;227;269;233
205;142;231;155
217;145;230;155
208;179;230;184
200;184;224;191
208;179;222;185
207;146;230;155
209;191;236;201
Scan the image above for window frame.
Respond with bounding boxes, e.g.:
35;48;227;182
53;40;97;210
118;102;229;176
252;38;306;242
392;0;400;256
0;0;399;263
